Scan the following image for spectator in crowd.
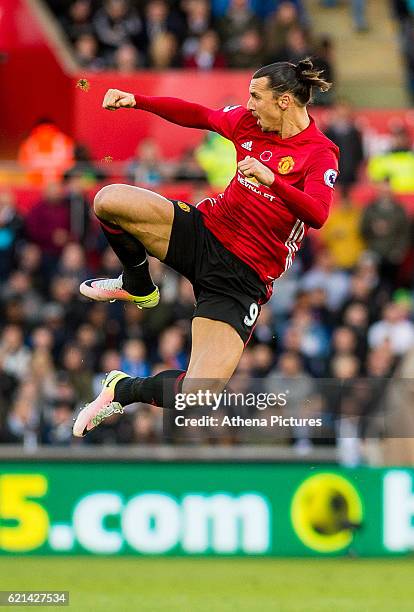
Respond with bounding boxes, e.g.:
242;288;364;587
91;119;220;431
129;406;162;444
64;174;93;245
328;325;366;379
368;299;414;356
358;345;395;443
306;287;334;330
365;345;395;378
2;294;28;329
301;249;351;312
47;275;85;334
75;322;103;369
0;325;31;381
120;302;146;341
142;0;185;63
41;399;74;445
217;0;262;67
391;1;414;102
281;304;330;377
3;380;39;447
64;143;106;186
339;298;368;347
311;36;335;105
34;304;65;360
233;27;264;68
112;42;143;72
195;131;236;188
155;325;187;370
250;343;274;377
325;101;364;196
171;149;207;182
251;0;306;19
60;0;93;42
149;31;181;68
60;343;94;404
320;191;365;270
367;125;414;193
60;0;94;42
57;242;91;288
24;182;72;260
30;346;56;399
401;17;414;102
30;325;55;352
181;0;213;60
74;33;106;70
93;350;122;397
0;191;23;280
40;371;78;445
127;138;168;186
29;328;56;384
360;179;410;285
120;339;151;377
18;119;74;186
264;1;303;64
265;350;319;454
331;356;364;468
270;26;311;65
383;345;414;465
339;261;385;332
93;0;144;61
183;30;227;69
0;359;17;421
15;243;46;295
1;270;44;327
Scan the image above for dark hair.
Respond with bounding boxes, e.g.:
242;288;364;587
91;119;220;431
253;58;332;106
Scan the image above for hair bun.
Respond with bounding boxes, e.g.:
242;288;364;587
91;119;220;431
295;59;314;80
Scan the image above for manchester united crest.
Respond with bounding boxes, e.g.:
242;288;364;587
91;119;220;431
178;201;190;212
278;156;295;175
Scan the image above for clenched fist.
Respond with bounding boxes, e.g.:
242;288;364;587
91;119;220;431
102;89;136;111
237;156;275;187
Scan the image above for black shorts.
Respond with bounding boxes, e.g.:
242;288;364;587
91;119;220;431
163;200;268;344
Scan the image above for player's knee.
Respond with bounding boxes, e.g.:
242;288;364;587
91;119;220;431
93;184;120;218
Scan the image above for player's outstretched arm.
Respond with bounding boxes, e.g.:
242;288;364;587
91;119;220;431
133;93;215;130
102;89;214;130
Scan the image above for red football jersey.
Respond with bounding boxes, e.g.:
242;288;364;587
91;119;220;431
133;95;339;300
197;106;339;292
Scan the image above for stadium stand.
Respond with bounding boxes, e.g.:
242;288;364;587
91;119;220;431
1;0;414;467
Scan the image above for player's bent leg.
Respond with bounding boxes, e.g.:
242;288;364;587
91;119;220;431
94;183;174;260
73;319;244;437
80;184;174;307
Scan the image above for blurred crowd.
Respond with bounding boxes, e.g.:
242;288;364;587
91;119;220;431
44;0;334;101
2;98;414;467
392;0;414;103
42;1;414;106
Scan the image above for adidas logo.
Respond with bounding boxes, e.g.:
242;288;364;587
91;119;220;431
241;141;253;151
